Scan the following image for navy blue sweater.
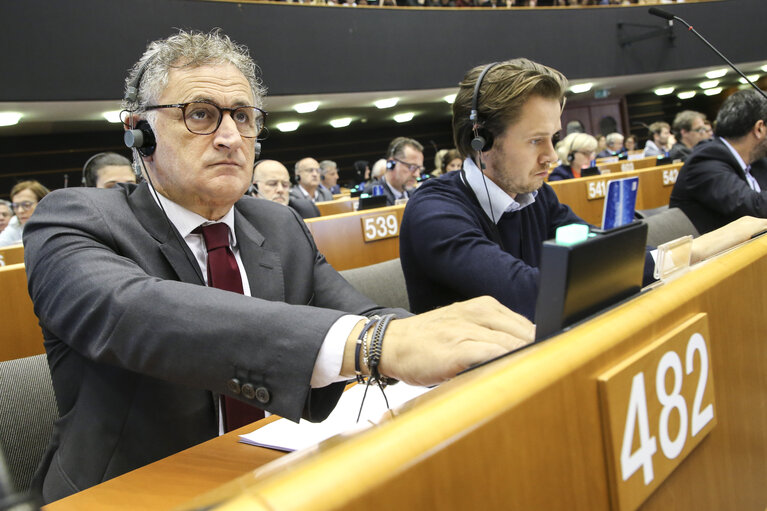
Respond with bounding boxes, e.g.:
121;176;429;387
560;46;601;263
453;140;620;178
400;171;654;320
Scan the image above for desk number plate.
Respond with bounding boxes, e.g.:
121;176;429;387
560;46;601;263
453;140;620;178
361;213;399;242
598;313;716;511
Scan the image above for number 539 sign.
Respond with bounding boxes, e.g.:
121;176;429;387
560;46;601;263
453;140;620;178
361;213;399;242
598;313;716;511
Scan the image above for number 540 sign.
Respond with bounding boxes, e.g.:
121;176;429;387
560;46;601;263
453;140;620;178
598;313;716;511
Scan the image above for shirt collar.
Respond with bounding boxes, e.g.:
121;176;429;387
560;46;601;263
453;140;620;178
463;157;536;224
719;137;749;172
151;189;238;247
383;175;406;200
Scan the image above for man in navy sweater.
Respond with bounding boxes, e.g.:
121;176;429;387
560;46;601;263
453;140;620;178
400;59;767;321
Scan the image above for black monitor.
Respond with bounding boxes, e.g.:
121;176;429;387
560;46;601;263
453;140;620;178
533;221;648;340
581;166;601;177
358;195;388;211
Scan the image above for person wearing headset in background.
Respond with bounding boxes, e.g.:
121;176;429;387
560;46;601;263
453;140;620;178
0;180;50;247
549;132;598;181
82;152;138;189
596;132;625;159
319;160;341;194
364;137;425;205
23;30;536;503
399;58;767;321
290;157;333;203
251;159;320;219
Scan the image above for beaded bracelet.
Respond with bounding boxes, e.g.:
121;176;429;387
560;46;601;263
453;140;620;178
367;313;398;388
355;316;379;383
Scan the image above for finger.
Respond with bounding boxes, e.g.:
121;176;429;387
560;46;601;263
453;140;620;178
453;296;536;341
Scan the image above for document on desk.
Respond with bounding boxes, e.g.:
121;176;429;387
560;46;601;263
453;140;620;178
239;383;433;452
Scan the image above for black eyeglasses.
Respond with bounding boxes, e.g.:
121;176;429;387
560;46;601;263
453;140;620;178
144;101;267;138
393;158;425;174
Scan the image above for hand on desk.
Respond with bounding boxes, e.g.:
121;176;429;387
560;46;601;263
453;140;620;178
691;216;767;263
342;296;535;387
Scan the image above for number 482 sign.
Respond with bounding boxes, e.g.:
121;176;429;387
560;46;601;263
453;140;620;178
598;313;716;511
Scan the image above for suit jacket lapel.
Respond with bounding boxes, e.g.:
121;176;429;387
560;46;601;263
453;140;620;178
233;204;285;302
127;182;205;285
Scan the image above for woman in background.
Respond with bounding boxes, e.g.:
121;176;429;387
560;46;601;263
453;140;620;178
0;180;50;247
549;133;598;181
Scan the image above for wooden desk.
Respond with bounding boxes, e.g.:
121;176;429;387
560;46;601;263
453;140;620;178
597;155;659;174
305;204;405;271
44;237;767;511
0;243;24;266
549;162;681;225
315;197;356;216
0;263;45;361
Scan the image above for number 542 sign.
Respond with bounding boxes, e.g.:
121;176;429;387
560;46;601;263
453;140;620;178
598;313;716;511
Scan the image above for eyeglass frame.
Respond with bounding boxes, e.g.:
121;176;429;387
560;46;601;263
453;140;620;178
143;100;268;138
393;158;426;174
11;200;37;212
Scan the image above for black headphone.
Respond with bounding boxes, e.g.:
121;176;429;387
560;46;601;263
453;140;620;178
386;159;396;170
566;133;586;164
122;59;262;160
470;62;500;153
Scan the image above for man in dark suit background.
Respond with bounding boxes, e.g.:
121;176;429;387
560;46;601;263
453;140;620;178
364;137;424;205
290;157;334;203
670;89;767;233
23;30;535;503
251;159;320;218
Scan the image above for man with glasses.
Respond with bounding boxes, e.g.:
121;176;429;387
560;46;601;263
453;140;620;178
668;110;708;162
252;159;320;218
0;200;11;234
23;30;535;503
671;90;767;233
290;157;333;203
365;137;425;206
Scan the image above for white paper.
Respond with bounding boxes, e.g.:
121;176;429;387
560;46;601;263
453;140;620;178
239;383;432;452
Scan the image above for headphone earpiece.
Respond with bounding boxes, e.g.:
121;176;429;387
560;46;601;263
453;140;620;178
124;120;156;157
386;159;396;170
567;152;575;163
469;62;499;155
471;128;494;152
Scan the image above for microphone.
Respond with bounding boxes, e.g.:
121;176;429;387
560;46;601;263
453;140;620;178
648;8;767;101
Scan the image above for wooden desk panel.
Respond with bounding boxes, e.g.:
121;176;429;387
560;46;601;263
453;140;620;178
305;204;405;271
0;263;45;361
549;163;682;225
0;243;24;266
315;197;356;216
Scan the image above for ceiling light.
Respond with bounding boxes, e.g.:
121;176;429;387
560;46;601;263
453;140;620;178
443;94;457;104
677;91;696;100
329;117;352;128
0;112;23;126
738;74;760;84
276;121;300;132
374;98;399;109
703;87;723;96
654;87;675;96
699;80;719;89
102;110;122;123
293;101;320;113
762;64;767;73
569;83;593;94
705;68;728;79
393;112;415;123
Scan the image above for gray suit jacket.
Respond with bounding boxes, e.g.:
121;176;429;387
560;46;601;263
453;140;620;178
289;184;333;203
23;183;400;502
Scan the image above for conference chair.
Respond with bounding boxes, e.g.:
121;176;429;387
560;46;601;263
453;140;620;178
643;207;699;246
339;258;410;311
0;354;58;495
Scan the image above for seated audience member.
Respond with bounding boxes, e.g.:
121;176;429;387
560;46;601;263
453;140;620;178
251;159;320;218
595;135;607;156
319;160;341;194
443;148;463;173
370;159;386;181
0;180;50;247
596;132;625;159
668;110;707;162
290;157;333;203
432;149;448;177
701;120;714;142
643;121;671;157
354;160;372;188
550;133;598;181
82;152;138;188
24;31;534;503
0;200;11;234
364;137;424;205
399;59;767;321
624;134;638;152
670;89;767;233
565;119;584;135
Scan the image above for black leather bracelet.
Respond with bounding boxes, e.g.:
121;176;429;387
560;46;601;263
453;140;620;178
367;314;398;387
355;317;379;383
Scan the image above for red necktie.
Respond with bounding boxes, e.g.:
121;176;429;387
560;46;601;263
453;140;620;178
196;223;265;431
